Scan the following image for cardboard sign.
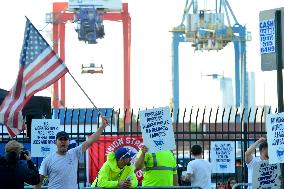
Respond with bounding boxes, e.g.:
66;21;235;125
266;113;284;164
211;141;235;173
252;160;281;189
31;119;60;157
139;106;176;153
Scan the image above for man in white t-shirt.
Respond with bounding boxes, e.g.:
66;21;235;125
182;144;211;189
245;137;268;187
34;118;108;189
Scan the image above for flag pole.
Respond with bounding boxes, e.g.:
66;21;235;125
68;71;110;127
67;71;99;111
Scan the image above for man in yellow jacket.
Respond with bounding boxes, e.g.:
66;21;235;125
91;147;138;188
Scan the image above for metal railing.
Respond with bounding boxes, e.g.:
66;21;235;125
2;106;272;187
24;187;201;189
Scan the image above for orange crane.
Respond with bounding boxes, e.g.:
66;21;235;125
48;2;131;121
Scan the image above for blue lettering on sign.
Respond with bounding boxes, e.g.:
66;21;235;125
219;164;227;169
257;162;279;188
41;147;50;152
272;138;284;146
277;147;284;161
153;139;164;150
259;19;275;54
214;143;233;169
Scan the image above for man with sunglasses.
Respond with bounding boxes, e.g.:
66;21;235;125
35;117;109;189
91;147;138;188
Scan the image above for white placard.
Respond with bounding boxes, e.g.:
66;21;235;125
259;19;275;54
266;113;284;164
139;107;176;153
31;119;60;157
252;160;281;189
211;141;235;173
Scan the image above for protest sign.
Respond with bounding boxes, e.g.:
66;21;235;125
266;113;284;164
139;106;176;153
252;160;281;189
211;141;235;173
31;119;60;157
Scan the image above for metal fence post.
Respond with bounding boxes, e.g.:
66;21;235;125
275;9;284;189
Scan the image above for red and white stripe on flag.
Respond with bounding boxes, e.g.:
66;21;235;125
0;18;68;138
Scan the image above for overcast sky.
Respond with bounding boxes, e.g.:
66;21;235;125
0;0;284;111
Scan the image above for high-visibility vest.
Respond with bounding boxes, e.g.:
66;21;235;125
144;152;177;171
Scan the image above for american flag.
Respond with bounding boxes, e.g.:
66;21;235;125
0;18;68;137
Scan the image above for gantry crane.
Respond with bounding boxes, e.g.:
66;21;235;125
170;0;251;121
46;0;131;119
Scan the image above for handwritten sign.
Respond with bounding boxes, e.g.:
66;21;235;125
139;107;176;153
252;160;281;189
266;113;284;164
31;119;60;157
211;141;235;173
259;19;275;54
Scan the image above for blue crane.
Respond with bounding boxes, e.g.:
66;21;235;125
67;0;122;44
170;0;250;122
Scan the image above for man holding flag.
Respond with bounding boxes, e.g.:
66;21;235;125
0;17;68;137
35;118;109;189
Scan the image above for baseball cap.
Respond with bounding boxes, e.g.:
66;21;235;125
115;147;135;160
56;131;70;140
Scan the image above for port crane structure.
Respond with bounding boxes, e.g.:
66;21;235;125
171;0;251;121
47;0;131;116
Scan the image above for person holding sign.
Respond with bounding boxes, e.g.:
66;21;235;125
134;145;179;187
35;117;109;189
91;147;138;188
182;144;211;189
245;137;268;187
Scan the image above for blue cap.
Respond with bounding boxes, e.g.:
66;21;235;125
115;147;135;159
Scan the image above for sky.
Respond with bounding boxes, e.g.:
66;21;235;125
0;0;284;112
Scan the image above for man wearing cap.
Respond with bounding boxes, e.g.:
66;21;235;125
35;118;109;189
91;147;138;188
0;140;40;189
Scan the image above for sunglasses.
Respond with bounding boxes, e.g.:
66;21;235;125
120;148;132;159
